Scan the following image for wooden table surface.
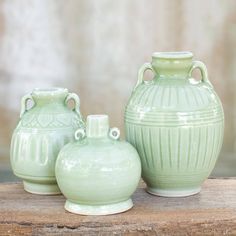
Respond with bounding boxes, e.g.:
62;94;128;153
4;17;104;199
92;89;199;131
0;179;235;235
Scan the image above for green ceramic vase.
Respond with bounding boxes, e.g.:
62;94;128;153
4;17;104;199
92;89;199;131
125;52;224;197
10;88;84;195
55;114;141;215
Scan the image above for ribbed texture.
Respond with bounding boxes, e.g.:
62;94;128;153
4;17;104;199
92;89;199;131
126;123;223;169
125;107;223;126
125;80;224;189
10;129;73;178
127;81;218;111
125;123;224;188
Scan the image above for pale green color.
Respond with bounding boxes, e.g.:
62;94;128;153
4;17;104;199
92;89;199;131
55;114;141;215
125;52;224;197
10;88;84;195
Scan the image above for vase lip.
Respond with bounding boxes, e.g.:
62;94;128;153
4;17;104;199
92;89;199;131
32;87;68;96
87;114;109;121
152;51;193;59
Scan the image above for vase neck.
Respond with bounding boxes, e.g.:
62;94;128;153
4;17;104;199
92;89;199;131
86;115;109;138
152;52;193;79
31;88;68;106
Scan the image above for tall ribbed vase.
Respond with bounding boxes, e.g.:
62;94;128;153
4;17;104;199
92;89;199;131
10;88;84;195
125;52;224;197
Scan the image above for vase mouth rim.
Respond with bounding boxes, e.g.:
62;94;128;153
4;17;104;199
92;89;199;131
87;114;108;119
32;87;68;96
152;51;193;59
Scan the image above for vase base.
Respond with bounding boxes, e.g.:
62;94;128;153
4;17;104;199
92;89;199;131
146;186;201;197
65;198;133;216
23;181;61;195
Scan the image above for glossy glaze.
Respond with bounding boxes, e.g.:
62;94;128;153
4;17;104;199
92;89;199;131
56;115;141;215
125;52;224;197
10;88;84;195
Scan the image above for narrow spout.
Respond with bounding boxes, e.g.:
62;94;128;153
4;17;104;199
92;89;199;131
86;114;110;138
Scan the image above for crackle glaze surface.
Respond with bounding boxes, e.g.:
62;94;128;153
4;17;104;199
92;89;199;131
125;52;224;197
55;115;141;215
10;88;84;195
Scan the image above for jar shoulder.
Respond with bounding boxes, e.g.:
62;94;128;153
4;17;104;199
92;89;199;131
126;81;223;112
16;104;83;130
57;139;140;164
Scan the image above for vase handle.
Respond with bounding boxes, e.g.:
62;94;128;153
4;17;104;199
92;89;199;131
65;93;83;118
20;93;34;118
133;62;155;91
189;61;213;88
109;127;120;140
74;128;86;141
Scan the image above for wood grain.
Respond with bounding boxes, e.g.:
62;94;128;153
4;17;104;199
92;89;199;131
0;179;235;235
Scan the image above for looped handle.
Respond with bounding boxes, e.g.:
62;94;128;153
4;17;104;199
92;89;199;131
65;93;80;113
20;93;34;118
109;127;120;140
133;63;155;91
189;61;213;88
74;128;86;141
65;93;84;122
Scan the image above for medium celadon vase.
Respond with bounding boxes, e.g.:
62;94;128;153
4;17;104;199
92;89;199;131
10;88;84;195
55;114;141;215
125;52;224;197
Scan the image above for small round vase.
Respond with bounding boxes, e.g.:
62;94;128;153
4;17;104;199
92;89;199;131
55;114;141;215
125;52;224;197
10;88;84;195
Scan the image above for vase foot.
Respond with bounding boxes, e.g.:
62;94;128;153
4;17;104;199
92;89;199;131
23;181;61;195
65;198;133;215
146;186;201;197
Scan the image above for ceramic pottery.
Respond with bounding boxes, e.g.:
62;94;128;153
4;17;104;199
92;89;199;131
125;52;224;197
10;88;84;195
55;114;141;215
